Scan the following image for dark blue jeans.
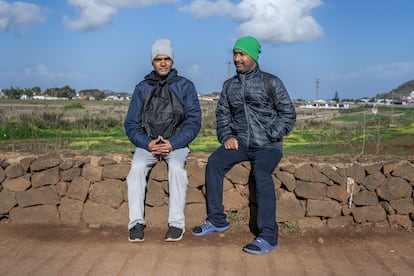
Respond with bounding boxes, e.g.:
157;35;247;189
205;145;282;245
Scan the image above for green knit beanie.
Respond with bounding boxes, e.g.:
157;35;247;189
233;36;261;61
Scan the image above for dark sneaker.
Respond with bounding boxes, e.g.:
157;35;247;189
192;220;231;237
128;223;145;242
165;226;185;242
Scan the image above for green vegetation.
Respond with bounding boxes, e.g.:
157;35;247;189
282;221;300;233
1;99;413;156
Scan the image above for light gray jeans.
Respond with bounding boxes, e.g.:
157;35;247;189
127;147;189;230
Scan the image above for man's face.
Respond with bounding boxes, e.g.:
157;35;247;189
233;49;256;73
152;54;173;77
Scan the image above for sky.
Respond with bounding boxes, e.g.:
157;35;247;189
0;0;413;100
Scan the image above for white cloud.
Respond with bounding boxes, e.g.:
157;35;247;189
179;0;323;44
63;0;178;31
0;0;46;32
178;0;234;17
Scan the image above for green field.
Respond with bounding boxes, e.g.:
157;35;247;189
1;99;413;156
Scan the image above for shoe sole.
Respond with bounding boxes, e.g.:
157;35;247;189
128;237;144;242
243;245;278;255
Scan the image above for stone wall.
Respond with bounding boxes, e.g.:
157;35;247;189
0;151;413;230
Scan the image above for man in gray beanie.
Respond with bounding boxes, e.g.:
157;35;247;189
124;38;201;242
151;38;174;62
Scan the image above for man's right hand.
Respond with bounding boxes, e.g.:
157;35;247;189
224;137;238;150
148;136;171;155
148;136;162;154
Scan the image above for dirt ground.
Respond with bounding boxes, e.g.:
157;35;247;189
0;224;413;275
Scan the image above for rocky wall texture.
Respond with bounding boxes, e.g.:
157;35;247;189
0;151;413;230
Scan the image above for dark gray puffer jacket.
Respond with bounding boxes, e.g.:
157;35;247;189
216;66;296;151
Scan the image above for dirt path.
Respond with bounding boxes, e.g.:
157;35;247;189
0;224;413;275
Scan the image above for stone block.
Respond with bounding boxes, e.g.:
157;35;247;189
31;167;60;188
9;205;60;224
377;177;411;201
362;173;386;191
145;205;168;227
148;161;168;181
16;186;60;208
388;214;413;230
66;176;90;202
59;197;84;225
83;201;128;226
5;163;24;179
307;199;341;218
185;203;206;226
353;190;379;206
0;189;17;214
392;162;414;182
60;167;81;182
295;181;326;200
321;165;346;185
186;187;205;204
326;184;349;203
89;179;124;208
20;157;36;172
30;155;61;172
364;163;383;175
389;198;414;215
345;164;366;184
223;189;248;212
145;179;166;207
295;164;329;183
82;164;103;182
0;167;5;183
276;170;296;191
2;175;31;192
103;163;130;180
226;163;250;185
353;205;386;223
276;190;305;222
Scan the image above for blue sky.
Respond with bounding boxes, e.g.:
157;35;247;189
0;0;413;100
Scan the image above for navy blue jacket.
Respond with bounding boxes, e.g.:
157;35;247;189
124;69;201;151
216;66;296;151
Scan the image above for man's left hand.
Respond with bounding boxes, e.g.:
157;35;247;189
151;136;172;155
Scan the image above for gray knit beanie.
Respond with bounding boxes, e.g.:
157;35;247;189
151;38;174;61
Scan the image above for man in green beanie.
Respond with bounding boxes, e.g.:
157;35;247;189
192;36;297;255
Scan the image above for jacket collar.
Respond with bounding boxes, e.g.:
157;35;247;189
236;65;260;82
144;68;178;85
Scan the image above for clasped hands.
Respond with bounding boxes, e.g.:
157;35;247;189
148;136;173;156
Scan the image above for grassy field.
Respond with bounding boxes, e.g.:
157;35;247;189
1;99;413;156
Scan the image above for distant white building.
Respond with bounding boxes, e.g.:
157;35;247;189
299;99;350;109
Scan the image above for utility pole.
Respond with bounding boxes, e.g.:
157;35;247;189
315;78;320;100
227;61;232;79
